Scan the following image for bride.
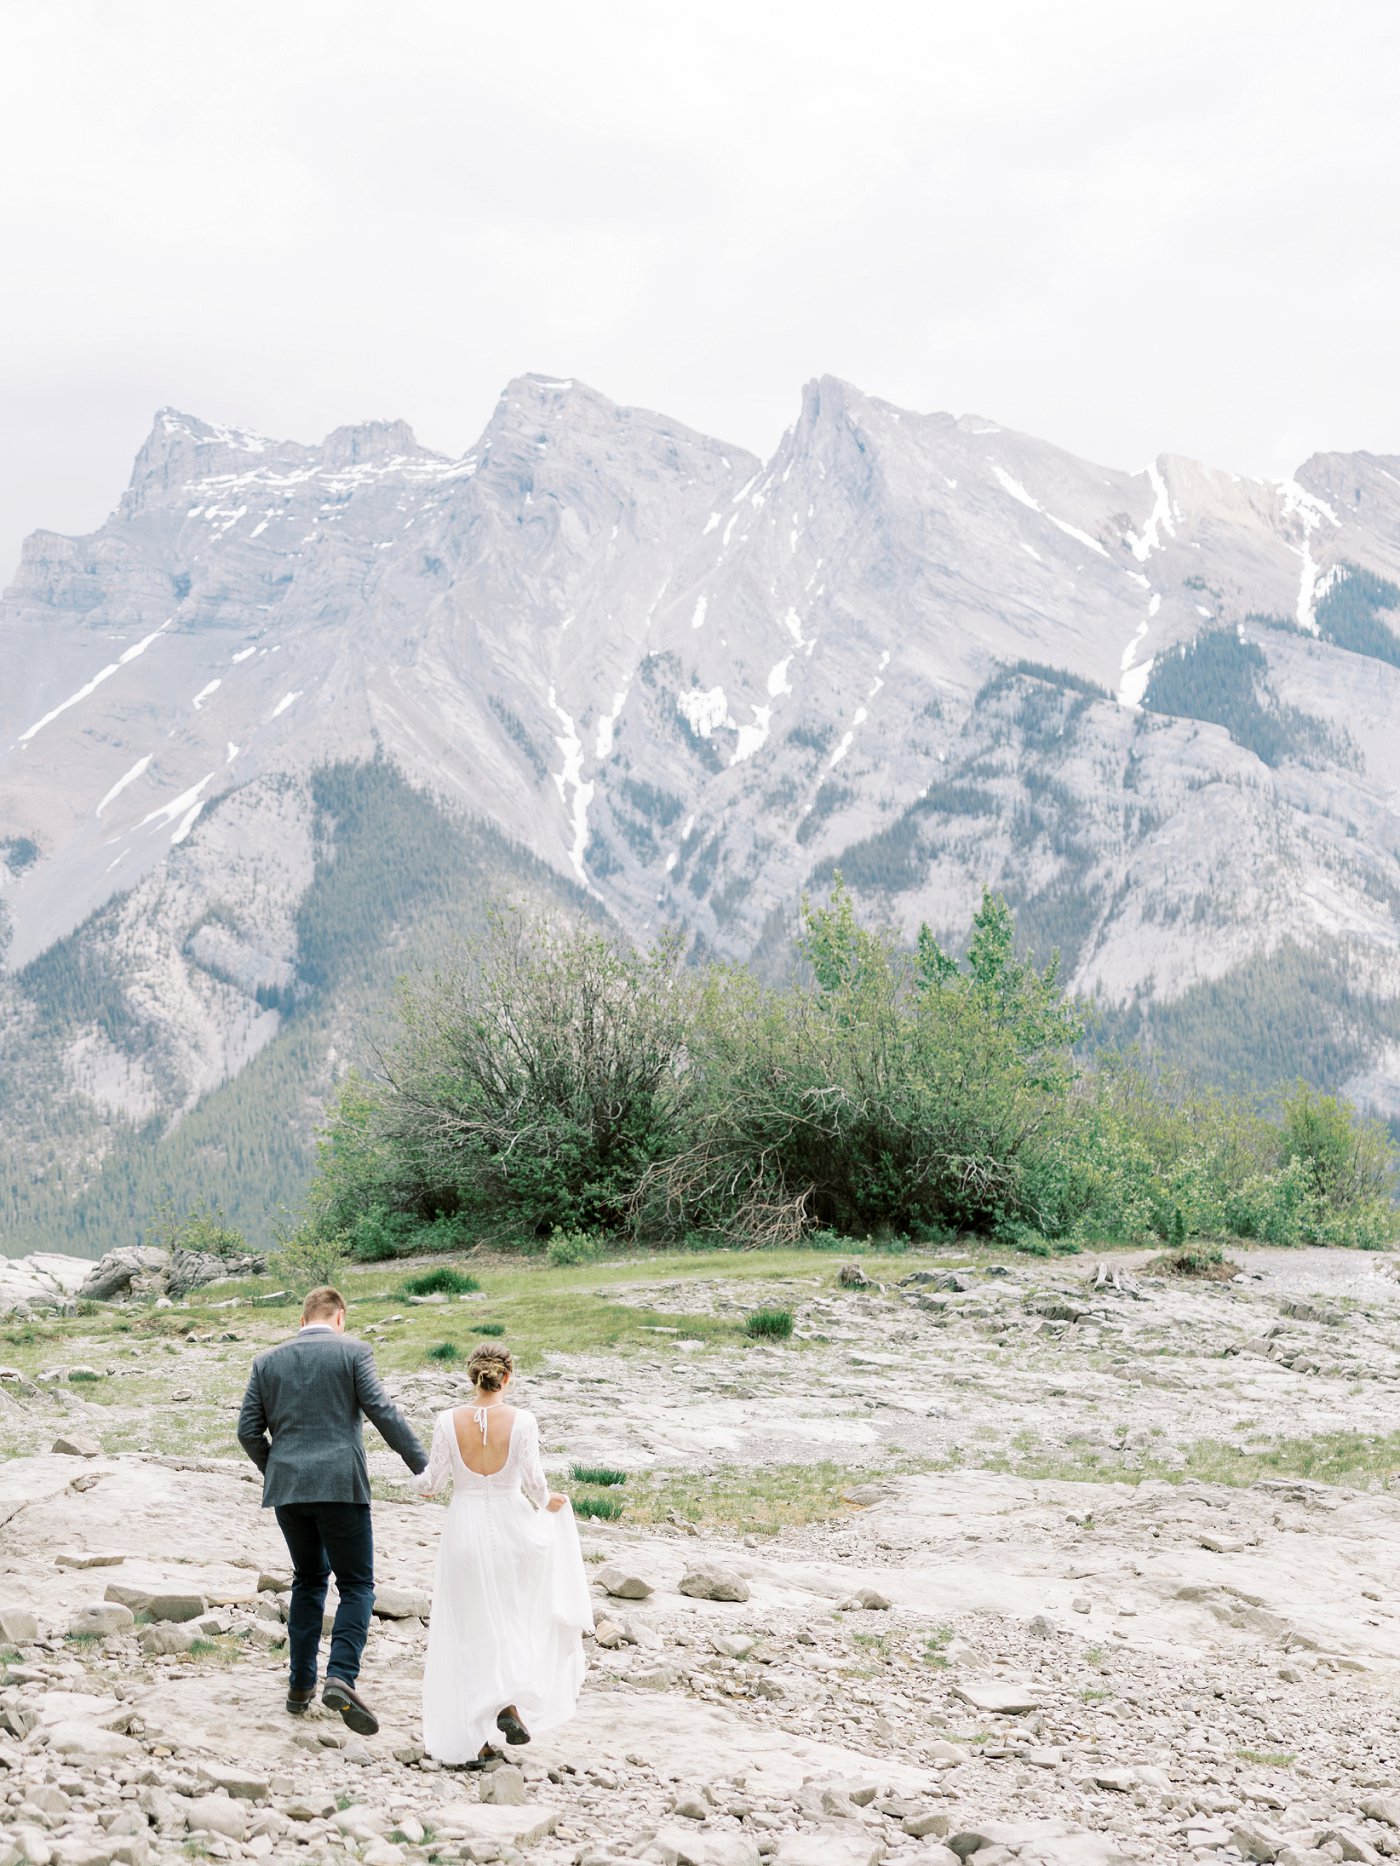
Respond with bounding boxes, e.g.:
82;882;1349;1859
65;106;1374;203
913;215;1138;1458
413;1342;593;1764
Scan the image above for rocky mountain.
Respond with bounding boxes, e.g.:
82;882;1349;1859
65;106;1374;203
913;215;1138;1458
5;373;1400;1250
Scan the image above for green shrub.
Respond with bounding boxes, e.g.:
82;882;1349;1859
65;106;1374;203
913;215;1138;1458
572;1495;624;1521
293;885;1397;1257
268;1221;351;1296
1155;1240;1231;1276
475;1321;506;1337
402;1267;480;1297
426;1341;460;1363
144;1195;249;1261
745;1308;794;1340
546;1228;607;1267
570;1464;627;1487
342;1206;420;1263
68;1369;101;1383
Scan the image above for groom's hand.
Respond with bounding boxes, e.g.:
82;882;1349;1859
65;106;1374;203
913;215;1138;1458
545;1494;567;1513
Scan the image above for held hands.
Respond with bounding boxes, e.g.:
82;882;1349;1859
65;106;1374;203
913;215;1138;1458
545;1493;568;1513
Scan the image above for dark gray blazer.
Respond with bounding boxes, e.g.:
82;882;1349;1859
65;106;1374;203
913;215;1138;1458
237;1328;427;1507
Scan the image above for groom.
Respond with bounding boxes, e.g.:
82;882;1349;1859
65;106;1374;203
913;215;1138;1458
237;1286;427;1734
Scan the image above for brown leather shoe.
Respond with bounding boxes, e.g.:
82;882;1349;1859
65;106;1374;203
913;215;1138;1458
286;1684;316;1716
322;1677;379;1736
496;1705;531;1746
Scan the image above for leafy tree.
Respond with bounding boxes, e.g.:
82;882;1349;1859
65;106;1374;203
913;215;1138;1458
305;908;692;1240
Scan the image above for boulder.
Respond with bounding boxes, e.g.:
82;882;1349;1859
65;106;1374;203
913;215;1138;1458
76;1247;171;1303
371;1586;431;1620
840;1588;892;1611
167;1245;266;1297
679;1566;750;1603
138;1622;196;1656
183;1793;249;1841
1231;1822;1284;1862
52;1434;101;1458
0;1691;37;1738
0;1606;38;1644
69;1602;135;1637
479;1764;527;1805
595;1564;654;1599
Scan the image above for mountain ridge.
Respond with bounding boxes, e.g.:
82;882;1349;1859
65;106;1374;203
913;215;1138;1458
5;371;1400;1251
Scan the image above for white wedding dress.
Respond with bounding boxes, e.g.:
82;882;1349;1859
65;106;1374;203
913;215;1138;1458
414;1405;592;1764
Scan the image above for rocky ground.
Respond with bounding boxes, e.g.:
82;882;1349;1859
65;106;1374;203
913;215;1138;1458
5;1245;1400;1866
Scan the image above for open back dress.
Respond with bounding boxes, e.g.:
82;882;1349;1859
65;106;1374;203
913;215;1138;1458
414;1405;592;1764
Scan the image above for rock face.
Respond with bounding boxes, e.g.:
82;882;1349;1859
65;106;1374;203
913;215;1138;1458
7;377;1400;1244
75;1244;267;1303
0;1251;91;1314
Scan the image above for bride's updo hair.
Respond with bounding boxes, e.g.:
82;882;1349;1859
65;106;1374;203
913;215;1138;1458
468;1343;513;1393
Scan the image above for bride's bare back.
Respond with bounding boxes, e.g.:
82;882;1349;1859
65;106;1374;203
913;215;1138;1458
450;1402;517;1476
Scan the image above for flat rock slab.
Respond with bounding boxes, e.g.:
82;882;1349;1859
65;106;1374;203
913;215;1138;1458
948;1821;1129;1866
106;1584;206;1622
423;1802;559;1846
55;1550;124;1569
951;1681;1043;1716
536;1696;927;1796
653;1828;763;1866
775;1827;885;1866
46;1719;140;1760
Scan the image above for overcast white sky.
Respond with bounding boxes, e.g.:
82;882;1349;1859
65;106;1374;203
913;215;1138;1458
1;0;1398;574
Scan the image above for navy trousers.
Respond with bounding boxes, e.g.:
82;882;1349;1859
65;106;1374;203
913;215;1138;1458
274;1501;375;1688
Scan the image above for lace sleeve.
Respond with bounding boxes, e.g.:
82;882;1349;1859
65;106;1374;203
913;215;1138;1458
412;1413;453;1497
515;1409;549;1509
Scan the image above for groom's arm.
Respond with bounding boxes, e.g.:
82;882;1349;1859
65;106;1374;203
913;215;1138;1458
351;1344;428;1474
236;1363;270;1473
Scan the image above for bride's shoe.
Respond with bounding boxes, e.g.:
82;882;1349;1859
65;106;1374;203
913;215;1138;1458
496;1705;531;1746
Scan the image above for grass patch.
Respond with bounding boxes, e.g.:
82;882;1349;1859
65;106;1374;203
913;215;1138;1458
570;1464;627;1487
1145;1242;1238;1280
68;1369;102;1383
1235;1748;1295;1769
426;1341;460;1363
403;1267;480;1297
923;1627;953;1668
185;1636;240;1664
1081;1687;1112;1702
572;1495;624;1521
64;1631;104;1648
744;1308;794;1341
627;1460;875;1537
475;1322;506;1337
996;1429;1400;1492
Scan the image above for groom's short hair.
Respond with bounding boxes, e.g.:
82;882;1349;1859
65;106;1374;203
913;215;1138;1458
302;1286;346;1324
